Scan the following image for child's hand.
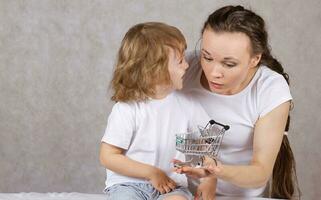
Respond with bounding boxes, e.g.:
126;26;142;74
148;167;177;194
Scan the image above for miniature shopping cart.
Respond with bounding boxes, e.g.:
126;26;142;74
175;120;230;167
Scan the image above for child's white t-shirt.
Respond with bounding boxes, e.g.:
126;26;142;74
102;91;210;189
183;54;293;197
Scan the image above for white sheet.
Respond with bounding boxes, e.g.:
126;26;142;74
0;193;106;200
0;192;280;200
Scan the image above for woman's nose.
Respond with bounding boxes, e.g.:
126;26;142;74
210;63;223;78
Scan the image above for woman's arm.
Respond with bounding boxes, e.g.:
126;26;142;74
176;101;290;188
209;101;290;188
99;142;176;193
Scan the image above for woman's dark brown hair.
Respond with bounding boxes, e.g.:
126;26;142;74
201;5;300;199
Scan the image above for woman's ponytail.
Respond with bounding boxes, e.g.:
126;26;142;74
261;50;301;199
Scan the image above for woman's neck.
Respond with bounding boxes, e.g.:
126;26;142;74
237;67;258;93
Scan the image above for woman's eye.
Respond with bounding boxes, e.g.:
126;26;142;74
203;56;213;62
224;63;236;68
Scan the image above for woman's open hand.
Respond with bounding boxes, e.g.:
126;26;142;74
172;157;223;179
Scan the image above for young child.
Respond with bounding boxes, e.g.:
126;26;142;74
99;22;204;200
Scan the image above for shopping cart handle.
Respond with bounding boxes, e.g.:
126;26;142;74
209;119;230;131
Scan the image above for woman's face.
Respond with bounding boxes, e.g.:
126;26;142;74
200;28;261;95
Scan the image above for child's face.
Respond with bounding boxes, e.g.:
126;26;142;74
168;48;189;90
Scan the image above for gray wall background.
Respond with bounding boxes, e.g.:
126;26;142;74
0;0;320;199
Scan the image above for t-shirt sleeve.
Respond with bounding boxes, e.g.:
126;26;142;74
101;102;135;150
258;73;293;118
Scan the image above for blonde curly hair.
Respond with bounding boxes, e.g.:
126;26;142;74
111;22;186;102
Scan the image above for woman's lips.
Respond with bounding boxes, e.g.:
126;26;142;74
209;81;223;89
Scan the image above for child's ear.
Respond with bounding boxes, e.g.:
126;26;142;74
250;53;262;68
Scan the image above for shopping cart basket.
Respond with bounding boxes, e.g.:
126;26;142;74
175;120;229;167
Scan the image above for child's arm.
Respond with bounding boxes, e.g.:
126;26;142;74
99;142;177;194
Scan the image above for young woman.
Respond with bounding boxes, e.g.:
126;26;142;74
175;5;300;200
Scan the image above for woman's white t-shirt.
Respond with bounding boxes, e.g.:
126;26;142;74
183;53;293;197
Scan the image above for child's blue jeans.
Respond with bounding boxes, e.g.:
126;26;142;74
105;182;193;200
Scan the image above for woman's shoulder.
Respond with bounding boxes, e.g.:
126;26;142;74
255;66;289;91
259;65;284;78
254;66;292;117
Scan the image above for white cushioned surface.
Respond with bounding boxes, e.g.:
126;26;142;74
0;192;279;200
